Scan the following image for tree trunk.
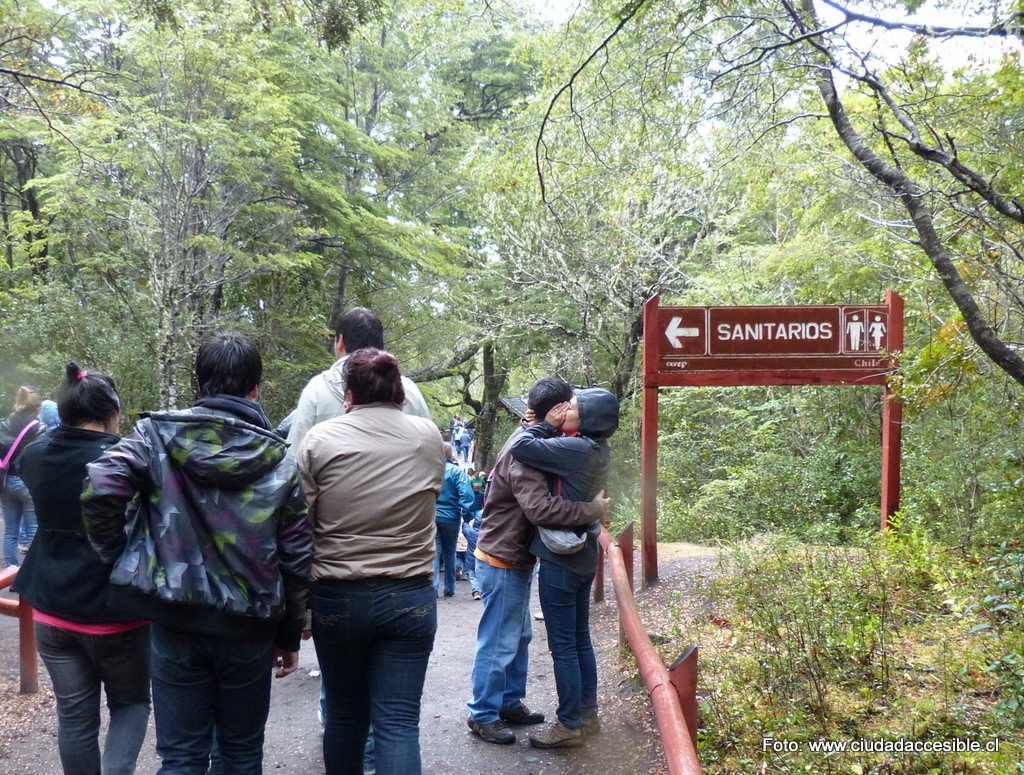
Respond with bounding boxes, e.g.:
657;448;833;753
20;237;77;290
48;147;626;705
474;341;510;471
799;0;1024;386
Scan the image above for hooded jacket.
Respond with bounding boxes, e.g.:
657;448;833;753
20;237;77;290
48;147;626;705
509;388;620;575
476;429;604;568
286;354;431;451
436;461;476;524
81;398;313;650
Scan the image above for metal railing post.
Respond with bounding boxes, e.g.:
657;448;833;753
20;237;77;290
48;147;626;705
0;567;38;694
669;645;699;754
594;542;605;603
599;527;701;774
18;597;37;694
617;523;635;650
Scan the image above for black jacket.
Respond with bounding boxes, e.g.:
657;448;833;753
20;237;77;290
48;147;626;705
12;425;138;623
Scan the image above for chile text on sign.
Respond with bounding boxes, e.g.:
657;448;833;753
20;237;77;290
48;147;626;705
655;305;893;382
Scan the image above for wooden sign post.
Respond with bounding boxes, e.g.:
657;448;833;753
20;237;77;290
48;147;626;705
640;293;903;585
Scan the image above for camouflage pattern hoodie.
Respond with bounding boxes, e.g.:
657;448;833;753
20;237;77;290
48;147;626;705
82;399;313;650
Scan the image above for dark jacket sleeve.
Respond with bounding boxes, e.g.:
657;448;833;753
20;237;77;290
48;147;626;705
509;461;601;528
81;425;154;563
508;421;593;481
274;471;313;652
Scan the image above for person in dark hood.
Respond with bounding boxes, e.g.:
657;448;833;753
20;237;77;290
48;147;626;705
81;332;313;774
508;387;620;750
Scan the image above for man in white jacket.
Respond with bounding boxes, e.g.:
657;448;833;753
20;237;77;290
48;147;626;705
287;307;431;451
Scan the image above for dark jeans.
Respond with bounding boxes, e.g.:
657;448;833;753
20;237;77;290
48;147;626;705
311;577;436;775
150;624;274;774
432;521;460;596
35;623;151;775
538;561;598;729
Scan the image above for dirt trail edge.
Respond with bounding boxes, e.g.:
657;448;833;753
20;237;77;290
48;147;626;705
0;543;717;775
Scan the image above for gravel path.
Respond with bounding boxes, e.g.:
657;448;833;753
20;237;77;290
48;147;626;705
0;544;717;775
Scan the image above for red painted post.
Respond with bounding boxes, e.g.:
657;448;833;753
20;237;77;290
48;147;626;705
641;294;661;586
598;528;702;774
618;522;635;593
18;598;37;694
594;543;605;603
617;523;635;651
880;291;904;531
669;645;699;754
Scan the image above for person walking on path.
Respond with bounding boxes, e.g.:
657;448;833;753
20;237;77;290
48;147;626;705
286;307;430;451
510;387;620;749
466;377;611;746
295;348;444;775
81;332;313;774
14;363;151;775
435;443;475;597
285;306;433;772
1;385;42;568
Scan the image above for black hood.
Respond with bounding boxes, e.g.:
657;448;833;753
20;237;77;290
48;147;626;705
575;388;619;439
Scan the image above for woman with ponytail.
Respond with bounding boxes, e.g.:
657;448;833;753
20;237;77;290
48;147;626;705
13;363;150;775
1;384;42;567
295;348;444;775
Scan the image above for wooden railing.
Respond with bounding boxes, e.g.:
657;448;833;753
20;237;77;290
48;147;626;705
595;523;701;775
0;567;38;693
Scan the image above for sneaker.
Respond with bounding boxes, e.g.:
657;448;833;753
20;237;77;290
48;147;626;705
529;721;583;749
499;703;545;725
580;713;601;737
472;590;482;600
467;717;515;744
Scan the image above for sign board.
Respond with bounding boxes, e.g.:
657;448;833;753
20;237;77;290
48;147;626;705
639;293;904;586
648;304;896;386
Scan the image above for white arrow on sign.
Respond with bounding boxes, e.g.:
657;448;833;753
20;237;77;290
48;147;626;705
665;316;701;348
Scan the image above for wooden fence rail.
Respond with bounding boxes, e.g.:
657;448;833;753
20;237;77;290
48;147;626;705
0;567;38;694
597;524;701;775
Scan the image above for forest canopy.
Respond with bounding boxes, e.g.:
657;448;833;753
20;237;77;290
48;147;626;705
1;0;1022;549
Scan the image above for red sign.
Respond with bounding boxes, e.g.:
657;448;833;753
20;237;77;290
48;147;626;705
654;305;892;379
638;293;905;588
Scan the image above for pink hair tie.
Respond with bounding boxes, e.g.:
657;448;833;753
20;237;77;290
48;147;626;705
77;370;89;380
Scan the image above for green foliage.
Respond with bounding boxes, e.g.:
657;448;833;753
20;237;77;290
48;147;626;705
682;531;1024;772
972;544;1024;724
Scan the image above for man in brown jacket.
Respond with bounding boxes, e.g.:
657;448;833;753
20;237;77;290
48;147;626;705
466;377;611;745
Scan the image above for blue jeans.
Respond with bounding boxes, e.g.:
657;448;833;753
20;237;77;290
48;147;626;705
466;562;534;723
538;561;598;728
312;577;436;775
150;624;274;774
2;476;37;566
432;521;460;596
461;523;480;595
319;689;376;773
35;623;151;775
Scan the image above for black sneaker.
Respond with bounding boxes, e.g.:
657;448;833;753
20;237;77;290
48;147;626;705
499;703;545;725
467;717;515;744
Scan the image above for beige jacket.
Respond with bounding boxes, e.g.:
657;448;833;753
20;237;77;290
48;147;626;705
286;355;431;451
295;403;444;581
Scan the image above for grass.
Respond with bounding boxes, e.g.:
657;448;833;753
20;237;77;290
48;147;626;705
635;534;1024;774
